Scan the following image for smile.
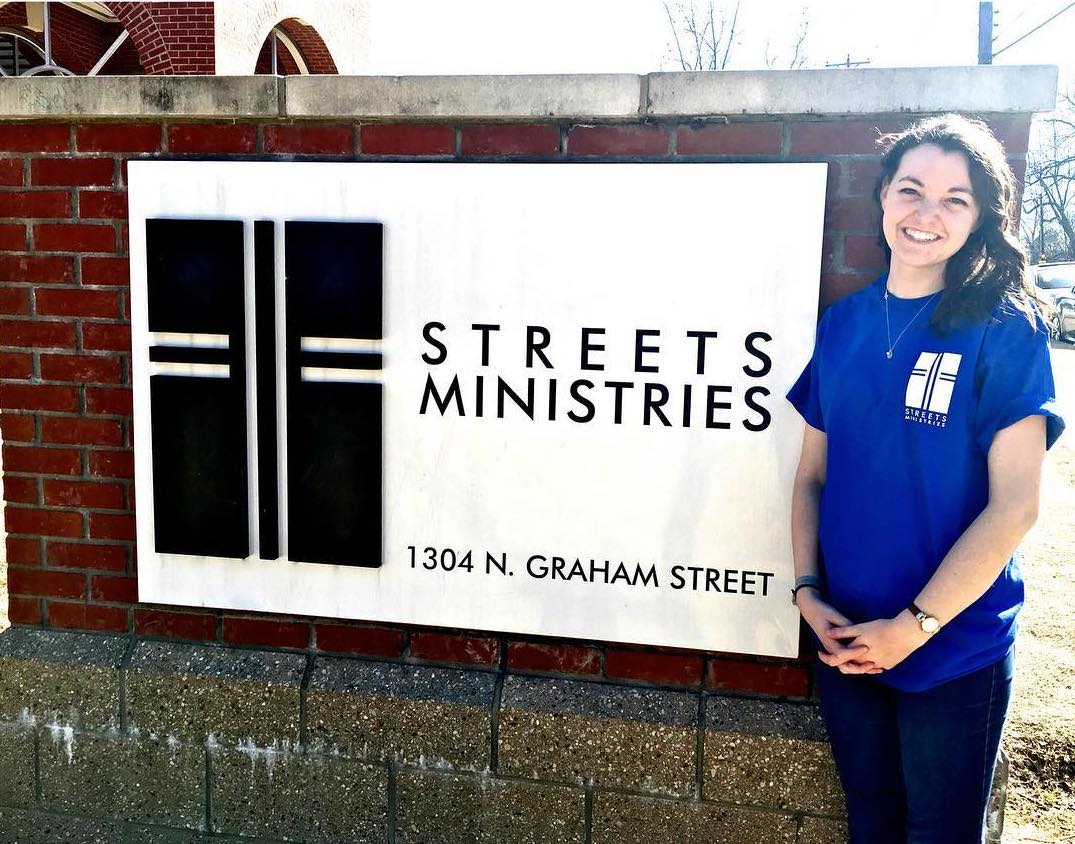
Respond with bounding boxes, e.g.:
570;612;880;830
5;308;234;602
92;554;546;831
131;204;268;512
903;227;941;243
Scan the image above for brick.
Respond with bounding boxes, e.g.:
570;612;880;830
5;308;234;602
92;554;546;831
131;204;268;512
35;287;118;318
604;649;702;687
2;444;80;475
88;449;133;479
78;190;128;220
0;351;32;378
222;616;309;649
567;125;670;157
88;512;135;541
34;223;116;253
8;566;85;597
0;190;71;218
90;574;137;603
80;256;129;287
0;159;24;185
0;124;70;153
314;622;405;656
6;536;41;566
31;158;114;187
460;124;560;157
409;632;499;666
43;479;124;509
7;596;42;625
47;601;128;632
822;272;873;307
0;254;74;283
134;608;217;641
790;119;908;156
0;287;30;314
3;476;37;503
825;195;879;233
507;641;601;675
707;660;810;697
76;124;161;153
42;417;123;446
0;412;35;441
0;223;25;250
263;124;353;155
47;541;127;571
167;123;257;154
676;121;782;155
0;384;79;412
361;124;454;156
844;234;887;272
985;116;1030;155
0;319;75;348
40;353;123;384
81;322;131;349
85;386;132;415
847;157;883;197
5;507;83;538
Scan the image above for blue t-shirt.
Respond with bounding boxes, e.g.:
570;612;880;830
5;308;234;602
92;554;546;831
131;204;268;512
786;274;1065;692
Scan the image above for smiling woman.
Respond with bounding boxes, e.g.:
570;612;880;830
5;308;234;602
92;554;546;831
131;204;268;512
785;114;1066;844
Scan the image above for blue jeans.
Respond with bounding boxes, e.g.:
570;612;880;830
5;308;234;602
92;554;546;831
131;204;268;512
815;649;1014;844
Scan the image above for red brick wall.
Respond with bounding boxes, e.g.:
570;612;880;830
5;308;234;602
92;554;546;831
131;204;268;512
0;114;1031;698
107;1;214;75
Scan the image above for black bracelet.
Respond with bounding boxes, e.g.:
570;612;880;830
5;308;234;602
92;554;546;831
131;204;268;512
791;583;820;600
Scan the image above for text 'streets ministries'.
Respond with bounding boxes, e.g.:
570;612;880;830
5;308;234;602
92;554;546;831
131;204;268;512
418;323;774;430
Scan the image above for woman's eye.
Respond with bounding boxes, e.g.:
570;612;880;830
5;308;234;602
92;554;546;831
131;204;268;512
947;197;968;207
898;187;919;196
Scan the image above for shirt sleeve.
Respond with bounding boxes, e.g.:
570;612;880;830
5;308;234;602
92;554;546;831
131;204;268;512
974;306;1066;454
785;308;830;432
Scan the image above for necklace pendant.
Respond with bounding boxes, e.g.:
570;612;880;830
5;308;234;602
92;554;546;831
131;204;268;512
885;350;893;359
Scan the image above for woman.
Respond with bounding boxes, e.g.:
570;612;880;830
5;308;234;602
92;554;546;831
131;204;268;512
786;114;1065;843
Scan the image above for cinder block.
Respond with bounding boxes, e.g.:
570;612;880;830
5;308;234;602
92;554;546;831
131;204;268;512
396;768;585;844
0;724;35;809
38;731;204;830
497;675;697;796
703;696;844;815
0;628;125;730
591;791;796;844
797;815;849;844
210;746;386;841
126;640;305;745
306;656;495;771
0;808;205;843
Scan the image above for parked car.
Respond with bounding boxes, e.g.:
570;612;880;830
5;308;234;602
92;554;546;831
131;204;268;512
1030;262;1075;341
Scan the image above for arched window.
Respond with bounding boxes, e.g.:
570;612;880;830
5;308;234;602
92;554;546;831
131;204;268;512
0;29;46;76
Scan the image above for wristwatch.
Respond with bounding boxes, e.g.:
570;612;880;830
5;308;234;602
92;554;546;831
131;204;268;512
791;575;821;606
908;601;941;634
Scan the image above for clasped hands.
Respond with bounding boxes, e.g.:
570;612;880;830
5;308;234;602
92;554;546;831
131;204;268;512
797;590;931;674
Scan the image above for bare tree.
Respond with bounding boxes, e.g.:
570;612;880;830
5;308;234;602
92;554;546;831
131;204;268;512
1022;90;1075;263
663;1;741;71
664;1;810;72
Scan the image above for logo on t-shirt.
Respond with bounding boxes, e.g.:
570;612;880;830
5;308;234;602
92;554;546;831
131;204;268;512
904;351;962;428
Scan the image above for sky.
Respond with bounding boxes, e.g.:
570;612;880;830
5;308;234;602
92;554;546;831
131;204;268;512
369;0;1075;101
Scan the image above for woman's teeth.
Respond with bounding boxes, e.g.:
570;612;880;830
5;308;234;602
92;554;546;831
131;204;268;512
904;228;940;242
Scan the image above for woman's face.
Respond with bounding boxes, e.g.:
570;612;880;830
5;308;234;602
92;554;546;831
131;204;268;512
879;143;981;276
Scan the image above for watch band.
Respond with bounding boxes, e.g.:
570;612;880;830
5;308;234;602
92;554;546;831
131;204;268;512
908;601;941;634
791;575;821;605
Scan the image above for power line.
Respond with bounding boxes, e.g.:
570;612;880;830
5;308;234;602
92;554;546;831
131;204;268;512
993;0;1075;57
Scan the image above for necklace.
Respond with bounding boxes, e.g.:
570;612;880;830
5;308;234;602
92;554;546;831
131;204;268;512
883;285;940;359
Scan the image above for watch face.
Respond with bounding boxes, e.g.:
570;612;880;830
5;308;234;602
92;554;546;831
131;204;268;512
921;616;940;633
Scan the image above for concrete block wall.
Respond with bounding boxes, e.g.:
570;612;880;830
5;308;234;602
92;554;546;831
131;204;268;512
0;69;1053;840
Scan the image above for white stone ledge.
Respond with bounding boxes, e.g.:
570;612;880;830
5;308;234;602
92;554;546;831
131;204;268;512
0;66;1057;121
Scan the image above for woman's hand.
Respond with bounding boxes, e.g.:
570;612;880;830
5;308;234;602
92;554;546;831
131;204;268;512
796;589;883;675
827;611;931;672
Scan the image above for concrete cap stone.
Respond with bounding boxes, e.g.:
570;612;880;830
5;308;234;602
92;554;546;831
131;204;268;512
705;695;828;741
309;655;495;704
0;627;126;668
0;67;1056;121
130;639;306;684
647;65;1058;116
502;674;697;726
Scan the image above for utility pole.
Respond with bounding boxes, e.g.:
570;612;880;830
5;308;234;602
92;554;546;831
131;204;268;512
824;54;870;69
978;1;993;64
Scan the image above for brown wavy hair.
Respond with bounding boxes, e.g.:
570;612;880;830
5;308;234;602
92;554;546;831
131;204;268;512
874;114;1042;333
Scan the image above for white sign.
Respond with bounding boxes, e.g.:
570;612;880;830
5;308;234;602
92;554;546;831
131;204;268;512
128;160;826;658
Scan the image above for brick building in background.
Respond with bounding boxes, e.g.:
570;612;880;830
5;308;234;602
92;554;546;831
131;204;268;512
0;0;369;77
